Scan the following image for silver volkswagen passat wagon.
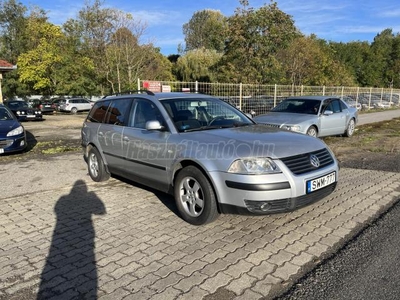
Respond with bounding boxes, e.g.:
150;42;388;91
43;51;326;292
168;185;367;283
81;92;339;225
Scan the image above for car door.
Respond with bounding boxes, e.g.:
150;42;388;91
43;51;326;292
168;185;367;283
319;99;347;136
81;99;92;111
121;98;172;191
96;99;133;173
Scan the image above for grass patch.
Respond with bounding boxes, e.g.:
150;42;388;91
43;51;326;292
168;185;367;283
41;146;81;154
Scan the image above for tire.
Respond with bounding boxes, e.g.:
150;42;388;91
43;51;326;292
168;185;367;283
87;147;110;182
174;166;219;225
70;107;78;114
306;125;318;137
344;118;355;137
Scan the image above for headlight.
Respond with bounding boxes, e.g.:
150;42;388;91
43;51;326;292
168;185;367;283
228;158;281;174
7;126;24;136
282;125;301;132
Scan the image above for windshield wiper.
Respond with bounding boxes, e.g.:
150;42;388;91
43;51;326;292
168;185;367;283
183;125;222;132
183;123;252;132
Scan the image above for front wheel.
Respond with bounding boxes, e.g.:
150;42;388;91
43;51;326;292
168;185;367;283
306;126;318;137
70;107;78;114
87;147;110;182
174;166;219;225
344;118;355;137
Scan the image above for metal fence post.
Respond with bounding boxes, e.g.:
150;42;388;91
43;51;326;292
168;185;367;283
368;87;372;109
390;88;393;106
274;84;277;107
239;83;243;110
356;87;359;104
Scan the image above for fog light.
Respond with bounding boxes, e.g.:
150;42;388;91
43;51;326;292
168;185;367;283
20;141;25;146
260;203;272;212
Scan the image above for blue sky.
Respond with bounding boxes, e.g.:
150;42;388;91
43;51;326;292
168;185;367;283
20;0;400;56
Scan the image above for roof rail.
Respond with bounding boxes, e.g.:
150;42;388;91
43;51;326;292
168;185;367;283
102;90;155;99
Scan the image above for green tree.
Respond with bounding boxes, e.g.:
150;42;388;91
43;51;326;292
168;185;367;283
75;0;117;95
175;48;222;81
141;47;175;81
183;9;228;52
0;0;28;63
215;0;299;83
0;0;31;97
278;35;355;86
17;16;65;94
330;41;372;86
368;29;394;87
60;18;97;95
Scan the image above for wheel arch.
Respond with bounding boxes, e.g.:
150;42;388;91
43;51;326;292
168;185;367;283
307;124;319;135
85;143;110;174
171;159;222;213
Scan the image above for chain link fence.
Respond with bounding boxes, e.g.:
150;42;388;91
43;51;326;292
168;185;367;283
139;79;400;116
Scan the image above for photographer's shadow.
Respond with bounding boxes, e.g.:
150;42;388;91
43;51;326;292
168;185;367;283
37;180;106;299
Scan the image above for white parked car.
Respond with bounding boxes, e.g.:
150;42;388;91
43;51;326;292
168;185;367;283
59;98;92;114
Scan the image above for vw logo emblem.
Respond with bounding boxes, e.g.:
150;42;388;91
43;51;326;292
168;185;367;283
310;155;320;168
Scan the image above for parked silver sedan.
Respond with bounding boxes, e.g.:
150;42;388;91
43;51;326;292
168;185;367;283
253;96;358;137
81;92;339;225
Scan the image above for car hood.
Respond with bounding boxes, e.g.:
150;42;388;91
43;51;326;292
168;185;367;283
254;112;316;125
0;119;20;135
179;124;326;159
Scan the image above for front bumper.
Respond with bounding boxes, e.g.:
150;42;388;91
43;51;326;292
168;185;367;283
208;162;339;215
0;134;27;154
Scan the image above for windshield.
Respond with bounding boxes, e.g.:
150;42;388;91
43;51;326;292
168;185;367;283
0;107;14;120
161;97;254;132
272;99;321;115
7;101;29;109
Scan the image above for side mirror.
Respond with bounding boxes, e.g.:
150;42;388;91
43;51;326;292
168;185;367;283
323;110;333;116
146;120;164;130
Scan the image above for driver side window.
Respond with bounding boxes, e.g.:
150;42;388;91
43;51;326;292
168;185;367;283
130;99;164;129
322;100;341;114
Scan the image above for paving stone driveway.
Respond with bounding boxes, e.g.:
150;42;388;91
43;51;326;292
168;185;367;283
1;152;400;300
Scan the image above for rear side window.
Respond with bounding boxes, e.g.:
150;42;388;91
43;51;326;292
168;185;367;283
87;100;110;123
105;99;133;126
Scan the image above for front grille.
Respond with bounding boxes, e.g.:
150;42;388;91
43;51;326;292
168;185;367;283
0;139;12;147
263;123;281;128
280;148;334;175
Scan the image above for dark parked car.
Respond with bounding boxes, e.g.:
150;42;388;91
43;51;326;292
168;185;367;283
81;92;339;225
4;100;43;121
29;99;54;114
0;104;27;154
50;97;66;112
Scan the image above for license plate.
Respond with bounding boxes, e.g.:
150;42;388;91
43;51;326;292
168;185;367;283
0;148;4;154
27;115;35;118
306;172;336;193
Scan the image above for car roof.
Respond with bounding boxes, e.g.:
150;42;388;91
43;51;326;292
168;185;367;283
100;92;215;102
153;92;215;100
286;95;340;100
